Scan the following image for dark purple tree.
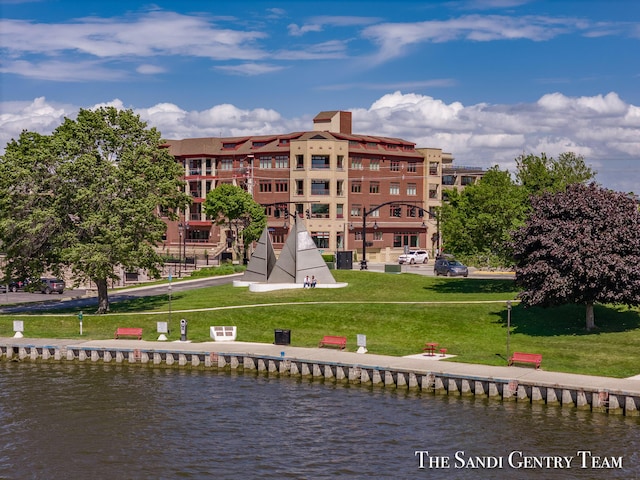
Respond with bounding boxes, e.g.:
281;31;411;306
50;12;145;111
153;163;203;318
512;183;640;330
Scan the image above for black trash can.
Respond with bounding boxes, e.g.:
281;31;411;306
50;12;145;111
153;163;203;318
336;251;353;270
274;329;291;345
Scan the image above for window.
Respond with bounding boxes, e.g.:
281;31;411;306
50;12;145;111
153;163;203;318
205;159;212;175
429;162;439;175
253;141;267;148
336;203;344;219
351;204;362;216
296;155;304;169
259;181;272;193
407;183;417;196
390;161;400;172
407;162;417;173
311;180;330;195
311;155;330;169
351;181;362;193
275;180;288;192
390;183;400;195
394;233;419;248
351;157;363;170
407;206;417;217
337;180;345;196
369;182;380;194
337;155;344;169
462;176;475;185
373;231;383;241
311;232;330;249
222;143;236;149
296;180;304;195
259;156;272;169
442;175;456;185
220;158;233;171
370;159;380;171
429;187;438;199
370;207;380;218
312;203;330;219
390;205;402;217
189;159;201;176
275;155;289;168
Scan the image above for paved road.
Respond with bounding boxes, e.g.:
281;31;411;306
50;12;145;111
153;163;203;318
0;275;240;314
0;266;513;314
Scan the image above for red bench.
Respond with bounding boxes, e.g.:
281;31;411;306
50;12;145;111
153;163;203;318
115;327;143;340
508;352;542;369
318;335;347;350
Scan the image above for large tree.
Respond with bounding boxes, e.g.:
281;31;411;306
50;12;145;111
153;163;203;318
440;167;528;266
203;184;266;261
516;152;596;196
512;183;640;330
0;107;190;313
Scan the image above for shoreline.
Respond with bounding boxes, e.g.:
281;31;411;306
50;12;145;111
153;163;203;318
2;336;640;418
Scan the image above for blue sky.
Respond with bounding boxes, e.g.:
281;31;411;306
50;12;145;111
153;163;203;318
1;0;639;192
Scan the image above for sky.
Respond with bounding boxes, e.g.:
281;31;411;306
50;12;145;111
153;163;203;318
1;0;639;193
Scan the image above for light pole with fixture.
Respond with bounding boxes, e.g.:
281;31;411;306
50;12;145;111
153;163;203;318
506;300;512;361
350;201;434;270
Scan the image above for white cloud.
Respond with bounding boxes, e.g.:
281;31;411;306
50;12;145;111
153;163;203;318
214;63;285;76
136;64;166;75
0;11;267;60
1;91;638;193
363;15;583;63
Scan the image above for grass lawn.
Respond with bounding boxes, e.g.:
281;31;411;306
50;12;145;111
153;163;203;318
1;270;639;378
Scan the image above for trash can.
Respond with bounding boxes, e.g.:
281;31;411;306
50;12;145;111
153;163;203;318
336;251;353;270
274;329;291;345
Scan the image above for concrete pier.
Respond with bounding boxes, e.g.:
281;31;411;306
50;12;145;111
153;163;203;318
2;337;640;418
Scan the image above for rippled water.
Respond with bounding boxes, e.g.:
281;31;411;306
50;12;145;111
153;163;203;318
0;362;638;479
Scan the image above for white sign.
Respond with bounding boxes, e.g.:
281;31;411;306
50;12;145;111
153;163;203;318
157;322;168;334
357;334;366;347
13;320;24;332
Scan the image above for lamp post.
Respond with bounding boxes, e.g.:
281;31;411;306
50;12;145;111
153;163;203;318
506;300;512;361
177;222;183;277
183;221;189;274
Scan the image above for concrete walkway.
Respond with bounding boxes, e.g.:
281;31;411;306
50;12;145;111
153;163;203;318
3;336;640;396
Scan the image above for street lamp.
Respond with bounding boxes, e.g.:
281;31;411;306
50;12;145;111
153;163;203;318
178;222;183;277
506;300;512;361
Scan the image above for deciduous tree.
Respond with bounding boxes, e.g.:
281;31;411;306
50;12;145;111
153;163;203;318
512;183;640;330
203;184;266;261
0;107;190;313
440;167;528;266
516;152;596;195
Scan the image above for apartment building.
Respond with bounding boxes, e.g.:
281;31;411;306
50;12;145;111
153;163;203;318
163;111;454;263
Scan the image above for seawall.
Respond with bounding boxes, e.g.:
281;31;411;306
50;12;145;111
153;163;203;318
2;337;640;418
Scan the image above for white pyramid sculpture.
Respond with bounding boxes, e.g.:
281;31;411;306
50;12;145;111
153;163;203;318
268;218;336;284
242;227;277;283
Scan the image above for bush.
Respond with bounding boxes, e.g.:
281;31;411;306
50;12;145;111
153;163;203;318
322;254;335;262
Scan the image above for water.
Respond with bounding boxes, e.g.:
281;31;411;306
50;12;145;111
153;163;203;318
0;362;638;479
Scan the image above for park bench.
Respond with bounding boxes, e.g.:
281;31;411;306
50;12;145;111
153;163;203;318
115;327;143;340
318;335;347;350
508;352;542;369
210;326;237;342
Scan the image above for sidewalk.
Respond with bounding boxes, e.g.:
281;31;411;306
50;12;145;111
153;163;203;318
3;336;640;395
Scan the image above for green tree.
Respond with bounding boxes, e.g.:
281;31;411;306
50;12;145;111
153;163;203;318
512;183;640;330
203;184;266;261
516;152;596;195
440;167;528;266
0;107;190;313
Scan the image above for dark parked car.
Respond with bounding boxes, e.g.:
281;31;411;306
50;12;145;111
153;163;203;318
39;278;65;294
0;280;29;292
434;258;469;277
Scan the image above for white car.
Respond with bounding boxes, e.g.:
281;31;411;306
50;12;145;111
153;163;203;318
398;250;429;264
